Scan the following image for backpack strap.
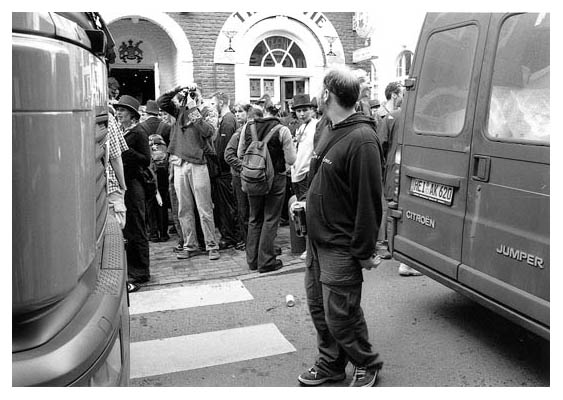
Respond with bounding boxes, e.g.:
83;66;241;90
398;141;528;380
249;122;258;142
262;124;283;145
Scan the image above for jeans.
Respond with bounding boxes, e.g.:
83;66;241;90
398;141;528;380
246;173;286;270
173;162;218;251
232;174;249;244
304;239;382;374
211;173;241;245
123;177;150;282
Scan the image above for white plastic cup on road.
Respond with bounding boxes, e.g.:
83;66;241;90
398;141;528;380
286;294;295;307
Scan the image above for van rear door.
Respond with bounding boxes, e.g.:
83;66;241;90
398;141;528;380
395;13;490;279
459;13;550;329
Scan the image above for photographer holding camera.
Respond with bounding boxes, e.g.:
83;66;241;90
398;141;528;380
157;84;220;261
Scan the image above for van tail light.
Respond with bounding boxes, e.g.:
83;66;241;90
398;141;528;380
392;147;402;202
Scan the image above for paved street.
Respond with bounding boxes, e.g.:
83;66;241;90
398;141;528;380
128;234;550;387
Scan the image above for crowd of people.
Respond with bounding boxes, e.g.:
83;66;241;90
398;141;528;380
105;66;420;387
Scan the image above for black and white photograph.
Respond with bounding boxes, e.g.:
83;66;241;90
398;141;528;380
10;1;555;392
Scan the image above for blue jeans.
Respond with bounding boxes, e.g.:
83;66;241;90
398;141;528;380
173;162;218;251
246;173;286;270
304;239;383;374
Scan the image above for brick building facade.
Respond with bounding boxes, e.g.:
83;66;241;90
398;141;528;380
103;11;373;109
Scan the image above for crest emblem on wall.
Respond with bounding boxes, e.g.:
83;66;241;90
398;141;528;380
119;39;144;63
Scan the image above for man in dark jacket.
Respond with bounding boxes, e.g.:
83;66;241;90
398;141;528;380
294;67;384;387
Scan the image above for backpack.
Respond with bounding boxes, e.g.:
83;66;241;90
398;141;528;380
149;133;168;170
241;123;282;196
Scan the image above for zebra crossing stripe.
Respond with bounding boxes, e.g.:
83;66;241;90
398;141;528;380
128;280;254;315
130;323;296;379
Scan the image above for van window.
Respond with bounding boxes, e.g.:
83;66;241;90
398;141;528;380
487;13;550;144
413;25;478;135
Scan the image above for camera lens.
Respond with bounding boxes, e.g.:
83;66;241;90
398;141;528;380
189;92;197;99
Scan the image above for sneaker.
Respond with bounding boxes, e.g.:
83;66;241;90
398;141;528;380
298;365;346;386
177;249;192;259
398;263;422;276
209;249;220;260
300;250;307;260
349;365;380;387
173;243;184;253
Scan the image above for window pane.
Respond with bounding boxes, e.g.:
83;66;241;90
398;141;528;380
487;13;550;144
296;81;305;95
272;50;285;64
413;25;478;135
266;36;291;51
285;81;294;99
264;79;275;97
263;54;276;67
250;41;267;66
289;44;307;68
250;79;261;98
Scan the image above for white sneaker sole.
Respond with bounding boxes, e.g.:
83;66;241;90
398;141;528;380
298;372;346;386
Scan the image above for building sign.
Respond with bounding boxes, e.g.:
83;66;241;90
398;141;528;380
353;46;376;63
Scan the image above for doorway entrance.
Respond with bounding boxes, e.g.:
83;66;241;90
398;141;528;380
280;78;308;112
110;68;155;105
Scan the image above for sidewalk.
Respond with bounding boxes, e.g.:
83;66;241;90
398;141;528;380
144;225;306;288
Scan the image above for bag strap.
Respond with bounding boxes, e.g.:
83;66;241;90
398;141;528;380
249;122;258;142
262;124;282;145
311;129;353;178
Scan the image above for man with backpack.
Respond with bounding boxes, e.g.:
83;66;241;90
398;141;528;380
239;99;296;273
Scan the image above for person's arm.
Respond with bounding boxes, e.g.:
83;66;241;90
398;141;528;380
110;157;127;191
348;137;384;260
280;125;297;166
107;114;128;190
157;86;183;118
224;131;242;172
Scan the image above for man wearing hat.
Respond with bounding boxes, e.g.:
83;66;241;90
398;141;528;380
290;94;318;201
114;95;152;291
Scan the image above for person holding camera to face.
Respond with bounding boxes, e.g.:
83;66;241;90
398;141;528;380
157;84;220;261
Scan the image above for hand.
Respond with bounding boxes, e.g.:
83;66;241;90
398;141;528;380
186;98;197;110
289;201;306;220
359;254;381;270
156;192;163;207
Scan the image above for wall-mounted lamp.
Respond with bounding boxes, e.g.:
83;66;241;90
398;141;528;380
325;36;337;57
223;30;238;52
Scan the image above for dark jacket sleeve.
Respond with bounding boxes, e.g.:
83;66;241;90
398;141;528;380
224;131;242;172
348;138;384;260
157;87;182;119
122;125;151;168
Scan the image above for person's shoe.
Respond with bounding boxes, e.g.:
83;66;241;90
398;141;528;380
300;250;307;260
349;365;380;387
149;235;160;242
298;365;346;386
219;240;234;250
398;263;422;276
127;282;141;293
173;243;184;253
279;218;289;227
209;249;220;260
248;264;257;271
235;241;246;251
258;260;283;273
376;247;392;260
275;247;282;256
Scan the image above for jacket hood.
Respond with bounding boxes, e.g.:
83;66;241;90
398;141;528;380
332;112;377;131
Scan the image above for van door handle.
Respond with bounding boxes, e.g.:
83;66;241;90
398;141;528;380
472;155;491;182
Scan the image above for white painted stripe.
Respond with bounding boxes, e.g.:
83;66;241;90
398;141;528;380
129;280;254;315
130;323;296;379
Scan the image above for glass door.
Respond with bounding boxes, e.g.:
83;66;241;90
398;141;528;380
280;78;308;112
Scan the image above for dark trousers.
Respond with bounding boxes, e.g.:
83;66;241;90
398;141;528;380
246;174;286;270
124;177;150;282
211;173;241;246
292;177;308;201
304;239;382;374
147;167;170;240
232;174;249;244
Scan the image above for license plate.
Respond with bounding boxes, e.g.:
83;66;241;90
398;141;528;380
409;178;453;205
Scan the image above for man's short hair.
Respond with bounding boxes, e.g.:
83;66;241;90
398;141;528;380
323;67;361;109
248;105;263;119
213;91;229;106
384;82;403;101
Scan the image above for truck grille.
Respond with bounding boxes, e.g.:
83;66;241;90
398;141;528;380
95;114;108;242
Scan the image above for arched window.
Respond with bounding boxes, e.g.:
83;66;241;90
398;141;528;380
396;50;414;78
249;36;307;68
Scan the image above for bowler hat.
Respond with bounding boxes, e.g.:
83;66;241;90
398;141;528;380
145;100;159;115
292;94;313;110
114;95;140;119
